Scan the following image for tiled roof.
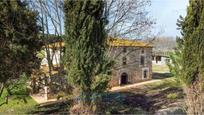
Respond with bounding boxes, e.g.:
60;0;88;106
47;42;64;48
108;38;153;47
46;38;152;48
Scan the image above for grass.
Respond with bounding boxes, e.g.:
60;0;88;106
152;64;170;73
166;93;178;99
146;77;181;90
0;90;37;114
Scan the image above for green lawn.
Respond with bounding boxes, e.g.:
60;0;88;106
152;64;170;73
145;77;181;89
0;91;37;114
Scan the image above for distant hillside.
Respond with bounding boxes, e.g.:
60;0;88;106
144;37;176;52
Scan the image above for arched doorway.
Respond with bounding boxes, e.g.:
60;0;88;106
120;73;128;85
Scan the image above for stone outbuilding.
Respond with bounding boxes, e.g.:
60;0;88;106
152;50;172;65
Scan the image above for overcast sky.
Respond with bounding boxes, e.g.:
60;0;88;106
149;0;189;38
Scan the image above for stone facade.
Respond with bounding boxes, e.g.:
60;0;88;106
109;46;152;87
41;39;153;87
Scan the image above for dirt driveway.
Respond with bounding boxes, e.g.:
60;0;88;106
110;79;163;92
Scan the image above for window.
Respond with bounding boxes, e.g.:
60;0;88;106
142;68;149;79
152;56;154;60
122;57;127;65
143;70;147;78
156;56;161;61
123;47;127;53
140;56;145;66
156;56;161;63
141;49;144;54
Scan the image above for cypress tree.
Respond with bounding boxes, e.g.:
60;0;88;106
0;0;41;96
177;0;204;114
64;0;112;113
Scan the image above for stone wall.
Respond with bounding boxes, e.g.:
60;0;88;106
109;46;152;87
41;45;152;87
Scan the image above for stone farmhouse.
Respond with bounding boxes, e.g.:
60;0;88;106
41;38;153;87
152;51;171;65
108;39;153;87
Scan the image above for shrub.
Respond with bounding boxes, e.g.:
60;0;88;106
9;73;29;96
57;91;66;100
167;93;178;99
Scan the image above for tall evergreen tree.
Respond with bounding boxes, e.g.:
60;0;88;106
64;0;112;113
177;0;204;114
0;0;41;96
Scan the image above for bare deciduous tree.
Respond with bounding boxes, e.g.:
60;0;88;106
29;0;154;75
105;0;154;63
105;0;153;38
30;0;64;77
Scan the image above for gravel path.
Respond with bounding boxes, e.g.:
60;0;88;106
110;79;163;92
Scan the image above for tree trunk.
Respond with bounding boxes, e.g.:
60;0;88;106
184;78;204;115
0;83;4;97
